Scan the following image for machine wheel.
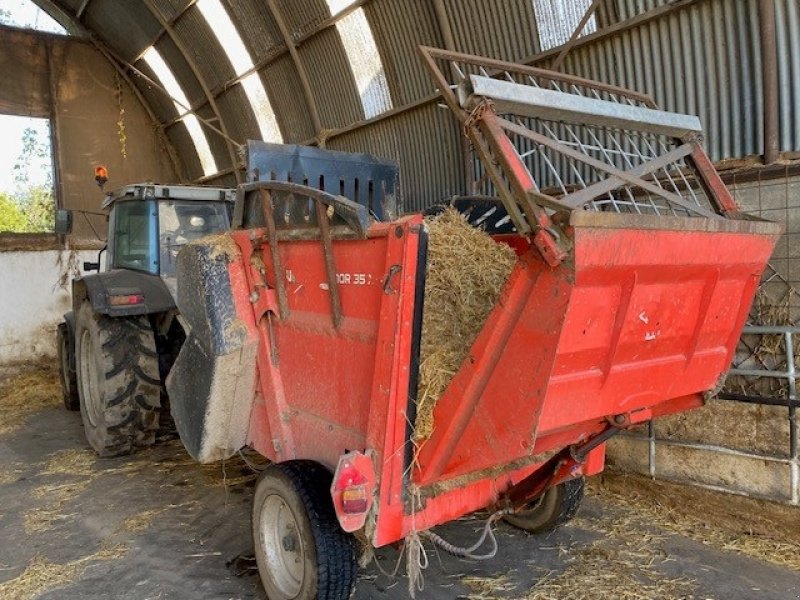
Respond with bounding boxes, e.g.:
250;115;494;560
504;477;585;534
57;322;80;411
252;461;357;600
74;301;161;457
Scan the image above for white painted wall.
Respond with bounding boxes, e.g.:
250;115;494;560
0;249;98;363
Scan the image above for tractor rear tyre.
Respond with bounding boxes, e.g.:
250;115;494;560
57;322;80;411
504;477;585;534
74;301;161;457
252;461;357;600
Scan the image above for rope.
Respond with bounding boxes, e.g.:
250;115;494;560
237;450;267;473
421;509;511;560
463;98;495;137
395;506;512;598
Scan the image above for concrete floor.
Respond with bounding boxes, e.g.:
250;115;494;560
1;394;799;599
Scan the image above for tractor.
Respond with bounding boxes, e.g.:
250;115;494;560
57;144;399;458
56;183;236;456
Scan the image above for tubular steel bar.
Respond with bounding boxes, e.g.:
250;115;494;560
759;0;780;165
259;189;290;320
315;200;343;329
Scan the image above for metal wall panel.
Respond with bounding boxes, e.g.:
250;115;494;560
83;0;162;62
365;0;445;106
298;27;364;128
216;85;260;146
172;5;237;92
777;0;800;153
442;0;540;61
328;103;465;213
542;0;764;162
225;0;284;64
262;54;317;143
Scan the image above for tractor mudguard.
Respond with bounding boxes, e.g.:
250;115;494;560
73;270;175;317
166;235;259;463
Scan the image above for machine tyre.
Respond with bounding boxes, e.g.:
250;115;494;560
504;477;585;534
57;322;80;411
74;301;161;457
252;460;357;600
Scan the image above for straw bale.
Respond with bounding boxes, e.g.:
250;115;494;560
415;209;517;440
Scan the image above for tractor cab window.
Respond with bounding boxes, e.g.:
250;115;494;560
111;200;158;274
158;201;230;277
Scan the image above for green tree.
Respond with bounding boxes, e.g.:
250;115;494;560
8;125;55;233
0;193;28;232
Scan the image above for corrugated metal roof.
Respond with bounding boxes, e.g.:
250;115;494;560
83;0;162;62
224;0;284;63
443;0;539;61
150;0;194;23
172;5;236;92
216;84;260;145
328;102;465;212
299;26;365;128
364;0;445;106
41;0;800;209
165;119;203;179
262;54;317;143
274;0;329;39
196;102;235;170
153;35;205;108
132;59;183;124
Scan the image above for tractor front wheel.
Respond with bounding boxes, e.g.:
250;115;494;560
252;461;357;600
74;301;161;457
504;477;585;534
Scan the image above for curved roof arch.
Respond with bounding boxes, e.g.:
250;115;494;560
27;0;800;210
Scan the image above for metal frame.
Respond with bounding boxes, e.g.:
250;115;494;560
238;180;370;329
622;324;800;506
418;47;741;267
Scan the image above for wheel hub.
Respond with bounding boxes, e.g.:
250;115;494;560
260;494;305;597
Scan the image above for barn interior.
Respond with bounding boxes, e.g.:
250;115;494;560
0;1;799;599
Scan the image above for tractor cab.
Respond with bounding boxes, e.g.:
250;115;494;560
101;184;235;296
56;183;235;415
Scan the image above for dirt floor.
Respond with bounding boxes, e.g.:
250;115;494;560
1;364;800;599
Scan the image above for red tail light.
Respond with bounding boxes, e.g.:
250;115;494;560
331;452;376;533
108;294;145;306
335;465;368;514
